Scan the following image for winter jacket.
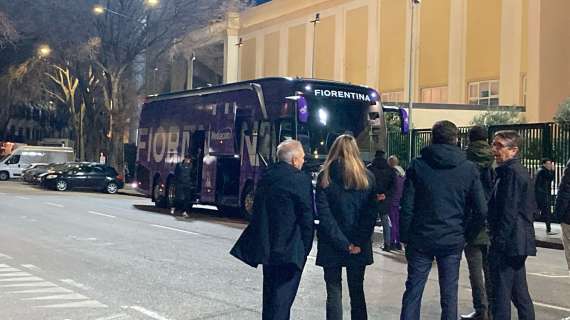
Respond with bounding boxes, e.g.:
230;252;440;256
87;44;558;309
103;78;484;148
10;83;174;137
315;161;378;267
367;156;396;215
230;162;315;270
400;144;487;252
488;158;537;257
554;162;570;224
535;165;554;207
465;140;495;246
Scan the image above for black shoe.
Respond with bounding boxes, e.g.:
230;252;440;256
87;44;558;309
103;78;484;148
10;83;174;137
391;243;402;251
382;246;391;252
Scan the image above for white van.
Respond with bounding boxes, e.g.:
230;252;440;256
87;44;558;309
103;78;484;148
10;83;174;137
0;146;75;181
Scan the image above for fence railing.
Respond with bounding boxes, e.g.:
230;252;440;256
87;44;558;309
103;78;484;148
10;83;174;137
387;122;570;191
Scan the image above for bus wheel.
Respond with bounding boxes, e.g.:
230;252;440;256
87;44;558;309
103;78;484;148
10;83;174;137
241;184;255;221
152;182;166;208
166;181;176;209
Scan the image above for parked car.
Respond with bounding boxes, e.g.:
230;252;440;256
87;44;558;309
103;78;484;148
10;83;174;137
35;162;85;185
42;163;124;194
21;164;50;183
0;146;75;181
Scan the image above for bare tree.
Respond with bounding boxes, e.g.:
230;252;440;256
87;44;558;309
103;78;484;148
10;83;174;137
0;11;18;48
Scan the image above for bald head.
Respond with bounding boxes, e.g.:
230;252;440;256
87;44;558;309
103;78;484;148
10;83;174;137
277;139;305;169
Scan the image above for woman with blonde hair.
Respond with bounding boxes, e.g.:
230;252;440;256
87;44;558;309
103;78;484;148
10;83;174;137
315;134;378;320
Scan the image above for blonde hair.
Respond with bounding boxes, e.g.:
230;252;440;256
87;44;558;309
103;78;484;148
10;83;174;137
320;134;369;190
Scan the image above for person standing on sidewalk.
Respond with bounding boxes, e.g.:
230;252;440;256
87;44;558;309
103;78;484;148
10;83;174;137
488;130;536;320
368;150;396;252
388;155;405;250
316;134;378;320
461;126;495;320
173;154;196;217
230;140;314;320
554;160;570;276
399;121;487;320
535;158;556;235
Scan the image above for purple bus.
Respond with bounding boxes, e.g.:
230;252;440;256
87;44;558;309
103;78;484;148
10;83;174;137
135;77;407;219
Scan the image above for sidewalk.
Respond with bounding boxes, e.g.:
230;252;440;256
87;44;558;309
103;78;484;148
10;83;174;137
118;183;147;198
373;222;565;250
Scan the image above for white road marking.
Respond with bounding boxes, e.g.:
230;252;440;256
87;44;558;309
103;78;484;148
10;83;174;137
16;196;31;200
0;276;44;282
127;306;172;320
45;202;64;208
193;204;218;210
528;272;570;278
21;264;42;272
151;224;199;235
0;272;31;277
95;313;131;320
59;279;90;291
23;293;88;300
534;301;570;312
0;281;57;288
0;268;21;272
9;287;73;294
0;192;6;195
88;211;116;218
0;253;14;259
36;300;107;308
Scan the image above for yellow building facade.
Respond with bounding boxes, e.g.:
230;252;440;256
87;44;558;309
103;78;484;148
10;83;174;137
171;0;570;128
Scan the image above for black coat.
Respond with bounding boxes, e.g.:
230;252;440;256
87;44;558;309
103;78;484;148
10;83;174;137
230;162;315;271
315;162;378;267
367;157;396;214
534;166;554;206
554;164;570;224
488;158;537;257
400;144;487;252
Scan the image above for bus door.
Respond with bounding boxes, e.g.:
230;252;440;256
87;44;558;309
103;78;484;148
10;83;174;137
191;130;206;197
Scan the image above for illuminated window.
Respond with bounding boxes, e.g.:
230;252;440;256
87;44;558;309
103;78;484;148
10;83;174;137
421;86;448;103
468;80;499;106
381;91;404;103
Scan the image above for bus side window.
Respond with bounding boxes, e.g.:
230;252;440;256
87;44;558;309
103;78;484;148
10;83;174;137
258;121;272;164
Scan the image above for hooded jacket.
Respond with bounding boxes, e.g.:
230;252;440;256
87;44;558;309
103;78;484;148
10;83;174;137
465;140;495;245
315;161;377;267
230;161;315;270
400;144;487;252
367;156;396;214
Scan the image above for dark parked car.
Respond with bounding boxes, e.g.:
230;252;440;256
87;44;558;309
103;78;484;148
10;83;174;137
43;163;124;194
21;164;50;183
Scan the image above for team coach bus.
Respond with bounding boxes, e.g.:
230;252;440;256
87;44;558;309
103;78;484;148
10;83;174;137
134;77;407;219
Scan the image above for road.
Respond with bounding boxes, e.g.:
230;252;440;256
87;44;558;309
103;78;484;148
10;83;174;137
0;181;569;320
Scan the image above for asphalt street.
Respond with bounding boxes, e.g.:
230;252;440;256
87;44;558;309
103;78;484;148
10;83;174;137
0;181;569;320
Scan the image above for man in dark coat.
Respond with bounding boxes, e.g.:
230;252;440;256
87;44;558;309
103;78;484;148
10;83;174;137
367;150;396;251
400;120;487;320
554;160;570;275
488;130;537;320
461;126;494;320
230;139;314;320
534;158;555;234
173;154;196;217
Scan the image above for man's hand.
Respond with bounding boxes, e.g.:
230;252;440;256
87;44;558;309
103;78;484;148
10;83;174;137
376;193;386;201
348;244;361;255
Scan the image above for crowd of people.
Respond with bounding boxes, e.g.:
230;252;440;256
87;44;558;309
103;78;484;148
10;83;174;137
223;119;570;320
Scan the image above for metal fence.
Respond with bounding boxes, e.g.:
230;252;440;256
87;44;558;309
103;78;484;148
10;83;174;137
387;122;570;192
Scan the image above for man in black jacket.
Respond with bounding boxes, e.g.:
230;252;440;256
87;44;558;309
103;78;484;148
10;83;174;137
400;121;487;320
173;154;196;217
488;130;537;320
368;150;396;251
535;158;555;234
554;160;570;276
230;139;314;320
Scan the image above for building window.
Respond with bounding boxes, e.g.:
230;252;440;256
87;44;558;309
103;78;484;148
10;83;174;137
421;86;448;103
468;80;499;106
381;91;404;103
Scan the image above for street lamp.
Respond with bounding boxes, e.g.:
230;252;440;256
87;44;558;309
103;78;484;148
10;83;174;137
408;0;420;162
92;5;131;19
189;52;196;89
145;0;160;8
310;13;320;78
37;44;52;58
235;37;243;81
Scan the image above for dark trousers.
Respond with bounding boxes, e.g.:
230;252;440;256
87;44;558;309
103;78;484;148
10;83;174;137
537;199;551;232
323;265;367;320
175;186;194;212
464;244;491;316
380;213;391;249
488;249;535;320
262;264;303;320
400;247;462;320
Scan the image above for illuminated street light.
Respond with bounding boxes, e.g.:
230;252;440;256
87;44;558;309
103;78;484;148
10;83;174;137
37;44;52;58
93;4;105;15
145;0;160;8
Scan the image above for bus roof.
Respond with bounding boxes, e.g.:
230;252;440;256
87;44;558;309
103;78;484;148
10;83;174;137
144;77;377;104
